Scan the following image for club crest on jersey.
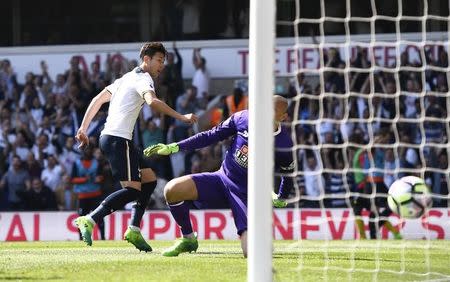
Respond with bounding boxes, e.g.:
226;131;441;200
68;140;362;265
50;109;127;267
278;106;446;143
234;144;248;168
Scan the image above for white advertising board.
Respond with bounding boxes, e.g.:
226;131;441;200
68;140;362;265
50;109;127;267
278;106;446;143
1;209;449;241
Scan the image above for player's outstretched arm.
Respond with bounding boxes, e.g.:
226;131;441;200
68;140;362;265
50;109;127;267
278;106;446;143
75;89;111;149
144;112;240;158
143;91;198;124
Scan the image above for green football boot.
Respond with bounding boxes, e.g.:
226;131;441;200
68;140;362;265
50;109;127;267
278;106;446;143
393;232;403;240
162;233;198;257
74;216;94;246
124;227;152;252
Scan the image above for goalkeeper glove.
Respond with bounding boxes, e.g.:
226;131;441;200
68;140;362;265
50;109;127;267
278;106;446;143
272;191;287;208
144;143;179;157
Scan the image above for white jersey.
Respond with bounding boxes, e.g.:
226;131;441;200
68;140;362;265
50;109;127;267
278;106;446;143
101;67;155;140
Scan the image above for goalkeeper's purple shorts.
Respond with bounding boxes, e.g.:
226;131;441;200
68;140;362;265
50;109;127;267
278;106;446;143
190;167;248;235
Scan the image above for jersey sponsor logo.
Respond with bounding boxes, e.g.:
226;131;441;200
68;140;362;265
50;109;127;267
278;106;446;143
237;130;249;138
234;144;248;168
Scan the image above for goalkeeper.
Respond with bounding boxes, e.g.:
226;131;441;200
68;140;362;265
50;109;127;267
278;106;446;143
144;95;294;257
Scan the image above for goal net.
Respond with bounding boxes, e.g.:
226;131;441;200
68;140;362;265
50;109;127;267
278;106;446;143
270;0;450;280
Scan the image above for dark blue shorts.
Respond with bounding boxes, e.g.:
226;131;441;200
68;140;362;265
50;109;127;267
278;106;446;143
99;135;153;183
191;168;248;235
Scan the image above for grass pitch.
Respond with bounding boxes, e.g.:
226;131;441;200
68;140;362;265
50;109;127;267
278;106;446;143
1;240;449;281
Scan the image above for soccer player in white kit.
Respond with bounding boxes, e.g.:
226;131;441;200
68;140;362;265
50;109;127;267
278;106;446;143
74;42;198;251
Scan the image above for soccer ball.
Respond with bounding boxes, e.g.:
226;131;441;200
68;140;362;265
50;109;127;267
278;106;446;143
387;176;433;219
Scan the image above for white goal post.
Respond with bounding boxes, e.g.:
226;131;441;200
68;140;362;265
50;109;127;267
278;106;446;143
248;0;276;281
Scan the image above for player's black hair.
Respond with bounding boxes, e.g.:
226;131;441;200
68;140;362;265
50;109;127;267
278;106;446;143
139;42;167;60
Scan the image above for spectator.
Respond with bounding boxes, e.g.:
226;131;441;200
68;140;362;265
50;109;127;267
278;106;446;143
0;155;30;210
41;155;65;192
51;74;68;96
141;118;168;179
160;41;184;108
325;154;347;208
172;85;201;141
54;95;75;140
192;48;210;108
88;61;106;94
32;133;56;163
71;145;105;240
105;53;127;83
209;96;226;128
93;148;116;198
55;173;74;210
18;177;57;211
0;120;17;156
350;47;370;93
224;87;247;118
288;73;311;98
67;83;88;126
43;94;57;119
59;136;80;174
25;151;42;179
10;132;31;162
18;83;37;111
383;148;398;188
28;97;44;130
426;152;449;207
0;59;18;100
142;118;164;148
36;117;56;143
302;150;325;208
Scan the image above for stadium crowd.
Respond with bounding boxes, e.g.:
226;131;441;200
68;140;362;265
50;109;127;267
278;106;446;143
0;44;448;212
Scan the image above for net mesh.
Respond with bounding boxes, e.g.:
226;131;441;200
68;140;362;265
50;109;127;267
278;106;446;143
274;0;450;280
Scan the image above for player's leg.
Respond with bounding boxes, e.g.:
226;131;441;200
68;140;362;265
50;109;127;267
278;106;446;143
351;196;367;239
240;231;248;258
363;182;378;239
124;155;158;252
129;155;158;229
79;197;106;240
163;172;226;257
382;219;402;239
226;188;248;257
89;196;105;240
165;175;199;237
77;198;89;241
378;205;402;239
75;136;141;246
368;211;378;239
211;174;249;257
162;175;199;257
375;182;402;239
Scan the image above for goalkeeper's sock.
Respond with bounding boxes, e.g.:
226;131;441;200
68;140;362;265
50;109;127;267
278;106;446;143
91;188;140;223
130;181;157;228
168;201;193;235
